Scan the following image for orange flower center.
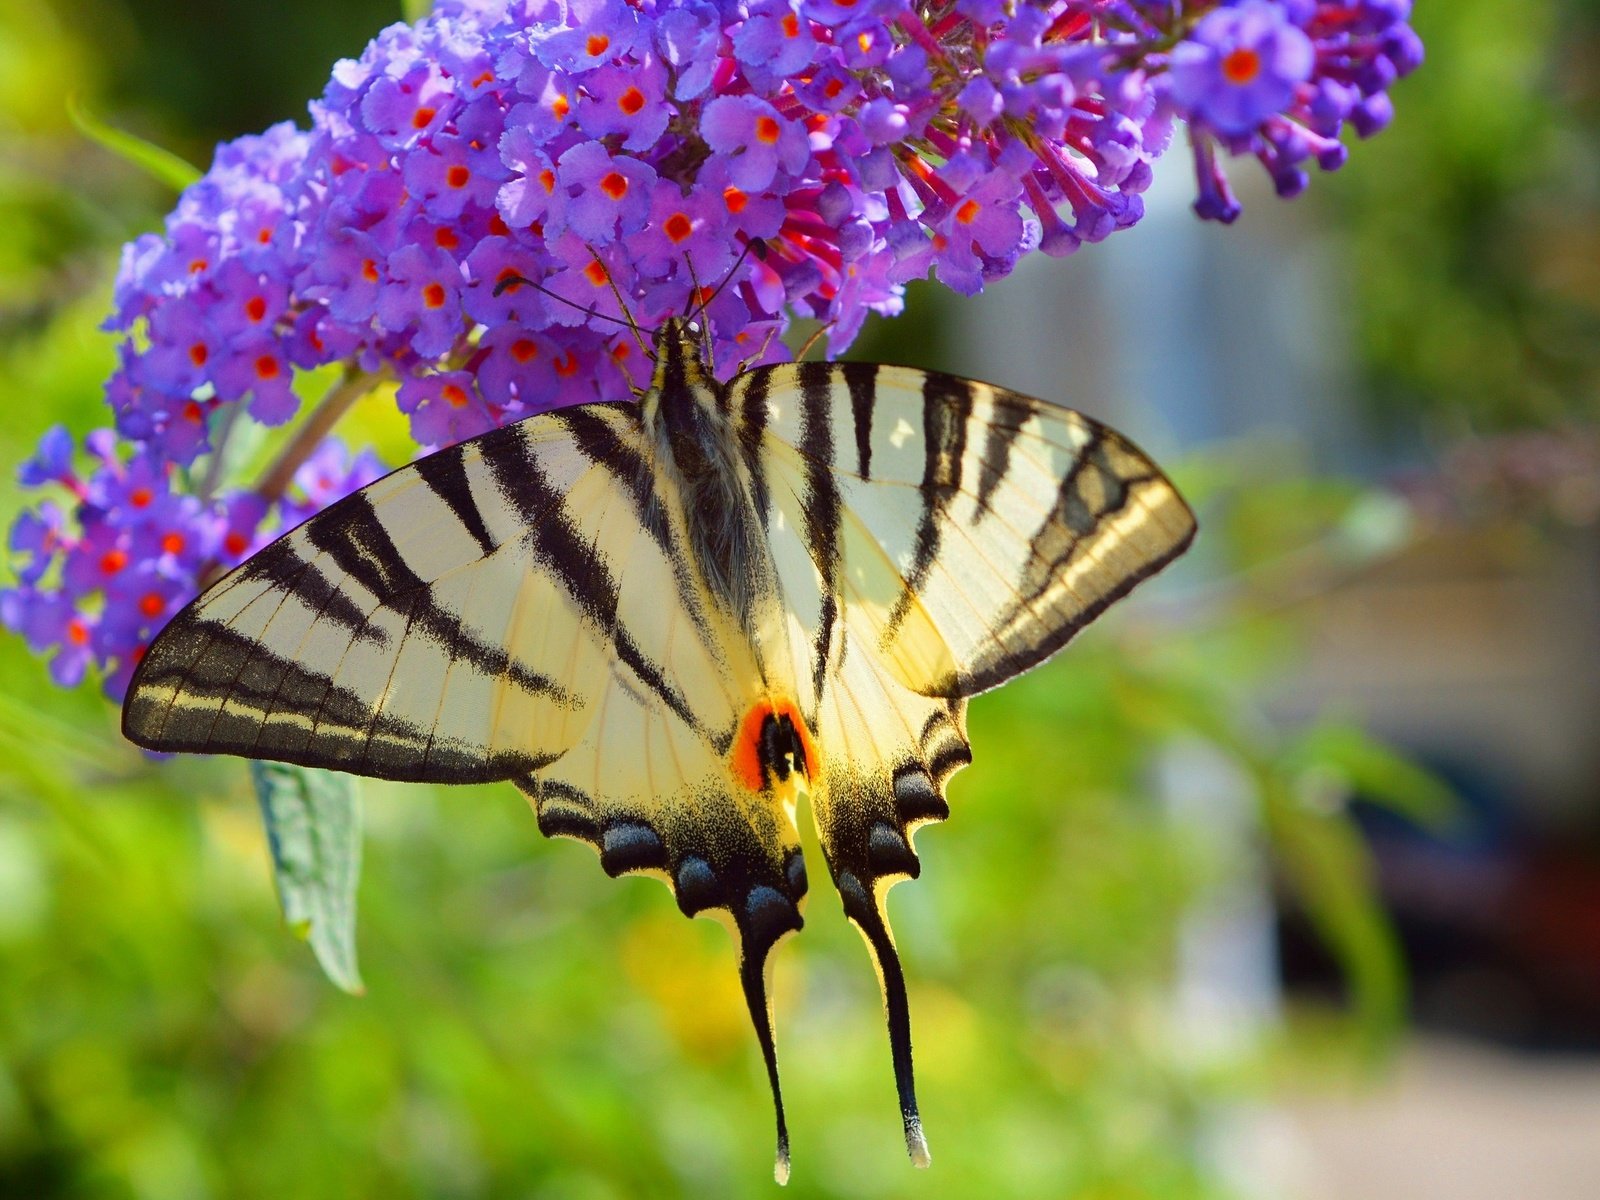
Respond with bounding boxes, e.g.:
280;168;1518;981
618;86;646;115
663;212;693;243
435;227;461;249
446;164;471;189
496;268;523;292
244;295;267;322
161;532;185;555
255;355;280;380
66;618;89;646
755;116;781;144
724;186;749;213
188;343;208;367
100;549;128;575
361;258;380;282
538;168;556;193
599;171;629;200
129;488;153;509
412;105;437;129
1222;47;1262;84
586;33;610;57
423;282;447;309
224;531;249;556
781;13;799;37
139;592;165;618
824;78;844;99
442;383;469;408
954;198;981;224
510;338;539;363
551;93;570;119
554;351;579;376
583;260;609;286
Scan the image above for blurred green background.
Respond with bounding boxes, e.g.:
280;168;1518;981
2;2;1599;1198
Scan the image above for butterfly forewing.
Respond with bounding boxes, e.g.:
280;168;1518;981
739;361;1197;701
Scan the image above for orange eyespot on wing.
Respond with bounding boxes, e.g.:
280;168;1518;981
730;697;819;792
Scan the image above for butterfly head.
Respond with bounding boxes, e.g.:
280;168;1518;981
646;315;718;409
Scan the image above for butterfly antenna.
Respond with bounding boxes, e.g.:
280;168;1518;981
688;236;767;325
491;273;636;331
794;319;835;362
587;251;653;359
683;255;717;376
841;881;930;1169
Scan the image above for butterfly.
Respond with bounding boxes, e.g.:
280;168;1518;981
122;314;1195;1182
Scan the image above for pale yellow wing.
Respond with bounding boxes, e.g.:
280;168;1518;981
734;360;1196;702
728;358;1194;1166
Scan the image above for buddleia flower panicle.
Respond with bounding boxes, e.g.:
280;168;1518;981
5;0;1421;697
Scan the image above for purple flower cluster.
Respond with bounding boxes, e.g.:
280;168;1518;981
0;427;380;696
6;0;1422;697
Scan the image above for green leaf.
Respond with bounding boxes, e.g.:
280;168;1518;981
400;0;433;22
66;94;200;192
1290;721;1458;831
1263;775;1405;1057
251;762;365;994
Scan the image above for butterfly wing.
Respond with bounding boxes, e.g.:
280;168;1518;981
122;408;637;780
732;359;1195;1161
742;360;1197;702
123;397;809;1175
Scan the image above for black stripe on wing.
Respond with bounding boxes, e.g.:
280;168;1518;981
844;360;877;479
545;404;720;647
231;544;384;647
971;389;1036;521
935;430;1193;696
298;490;573;702
123;618;555;781
737;369;772;520
486;426;703;734
414;448;497;557
884;372;974;640
797;361;843;709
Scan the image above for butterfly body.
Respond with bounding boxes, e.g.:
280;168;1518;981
123;317;1195;1182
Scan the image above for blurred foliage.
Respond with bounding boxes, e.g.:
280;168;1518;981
1;0;1570;1196
1321;0;1600;432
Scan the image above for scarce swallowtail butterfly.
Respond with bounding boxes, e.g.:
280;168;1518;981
122;313;1196;1182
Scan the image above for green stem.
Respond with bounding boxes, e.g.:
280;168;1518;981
253;368;384;505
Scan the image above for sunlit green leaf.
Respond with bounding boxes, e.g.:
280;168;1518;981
251;761;365;994
1290;721;1459;831
66;94;200;192
1263;775;1406;1057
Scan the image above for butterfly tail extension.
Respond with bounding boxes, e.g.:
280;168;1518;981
739;899;796;1185
517;763;809;1182
816;693;970;1169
